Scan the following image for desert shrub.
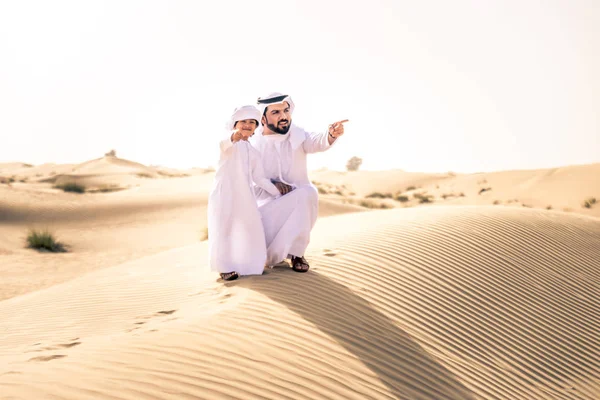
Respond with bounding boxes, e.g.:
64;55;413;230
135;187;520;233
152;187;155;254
396;195;409;202
317;186;327;195
405;185;417;191
54;182;86;193
366;192;392;199
346;156;363;172
493;200;501;205
583;197;597;209
413;192;434;204
359;199;392;209
136;173;153;178
478;187;492;195
26;229;66;252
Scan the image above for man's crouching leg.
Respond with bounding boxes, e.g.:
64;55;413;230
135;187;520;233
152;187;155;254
260;185;319;270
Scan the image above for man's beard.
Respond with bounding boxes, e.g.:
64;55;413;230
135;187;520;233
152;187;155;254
266;120;291;135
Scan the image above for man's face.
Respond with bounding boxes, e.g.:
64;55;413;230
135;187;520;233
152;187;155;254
234;119;258;139
262;102;291;134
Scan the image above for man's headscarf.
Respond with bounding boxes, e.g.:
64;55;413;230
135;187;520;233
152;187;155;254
225;105;262;131
256;92;295;117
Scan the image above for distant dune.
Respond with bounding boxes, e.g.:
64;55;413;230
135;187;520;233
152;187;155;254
311;163;600;218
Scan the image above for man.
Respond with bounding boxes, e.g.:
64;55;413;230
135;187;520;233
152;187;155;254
249;92;347;272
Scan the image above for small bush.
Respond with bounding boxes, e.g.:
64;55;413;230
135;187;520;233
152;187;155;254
334;190;344;196
405;185;417;191
583;197;597;209
459;192;466;197
136;173;153;179
413;192;434;204
366;192;392;199
493;200;501;205
396;195;409;202
54;182;86;193
26;229;66;252
546;205;552;210
346;156;363;172
317;186;328;195
359;199;392;209
478;187;492;195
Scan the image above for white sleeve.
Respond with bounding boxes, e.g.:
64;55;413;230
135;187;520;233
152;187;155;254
219;131;234;153
301;127;338;154
250;149;280;198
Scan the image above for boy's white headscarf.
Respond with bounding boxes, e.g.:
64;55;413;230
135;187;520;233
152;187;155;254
225;105;262;131
256;92;295;117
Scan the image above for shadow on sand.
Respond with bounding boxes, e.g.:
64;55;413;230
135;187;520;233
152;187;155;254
236;268;475;400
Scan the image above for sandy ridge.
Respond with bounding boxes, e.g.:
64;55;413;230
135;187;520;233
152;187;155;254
1;206;599;399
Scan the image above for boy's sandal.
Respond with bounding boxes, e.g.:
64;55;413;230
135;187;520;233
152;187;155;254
220;271;239;281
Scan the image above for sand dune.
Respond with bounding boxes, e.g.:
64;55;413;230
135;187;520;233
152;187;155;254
1;206;599;399
0;167;356;301
312;163;600;218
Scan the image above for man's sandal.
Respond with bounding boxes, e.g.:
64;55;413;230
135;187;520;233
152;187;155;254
220;271;239;281
290;256;310;273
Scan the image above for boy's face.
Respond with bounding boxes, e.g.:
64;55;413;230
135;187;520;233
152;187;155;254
234;119;258;139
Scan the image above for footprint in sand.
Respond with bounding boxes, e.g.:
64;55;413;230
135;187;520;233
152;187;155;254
156;310;177;315
28;355;67;362
1;371;23;376
323;249;339;257
57;341;81;349
128;310;179;332
26;340;81;353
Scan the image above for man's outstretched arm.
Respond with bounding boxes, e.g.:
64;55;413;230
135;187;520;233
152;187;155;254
302;120;348;154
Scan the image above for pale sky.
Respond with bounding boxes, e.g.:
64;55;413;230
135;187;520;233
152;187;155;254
0;0;598;173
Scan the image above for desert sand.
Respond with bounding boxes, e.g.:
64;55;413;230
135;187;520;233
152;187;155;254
1;155;599;399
